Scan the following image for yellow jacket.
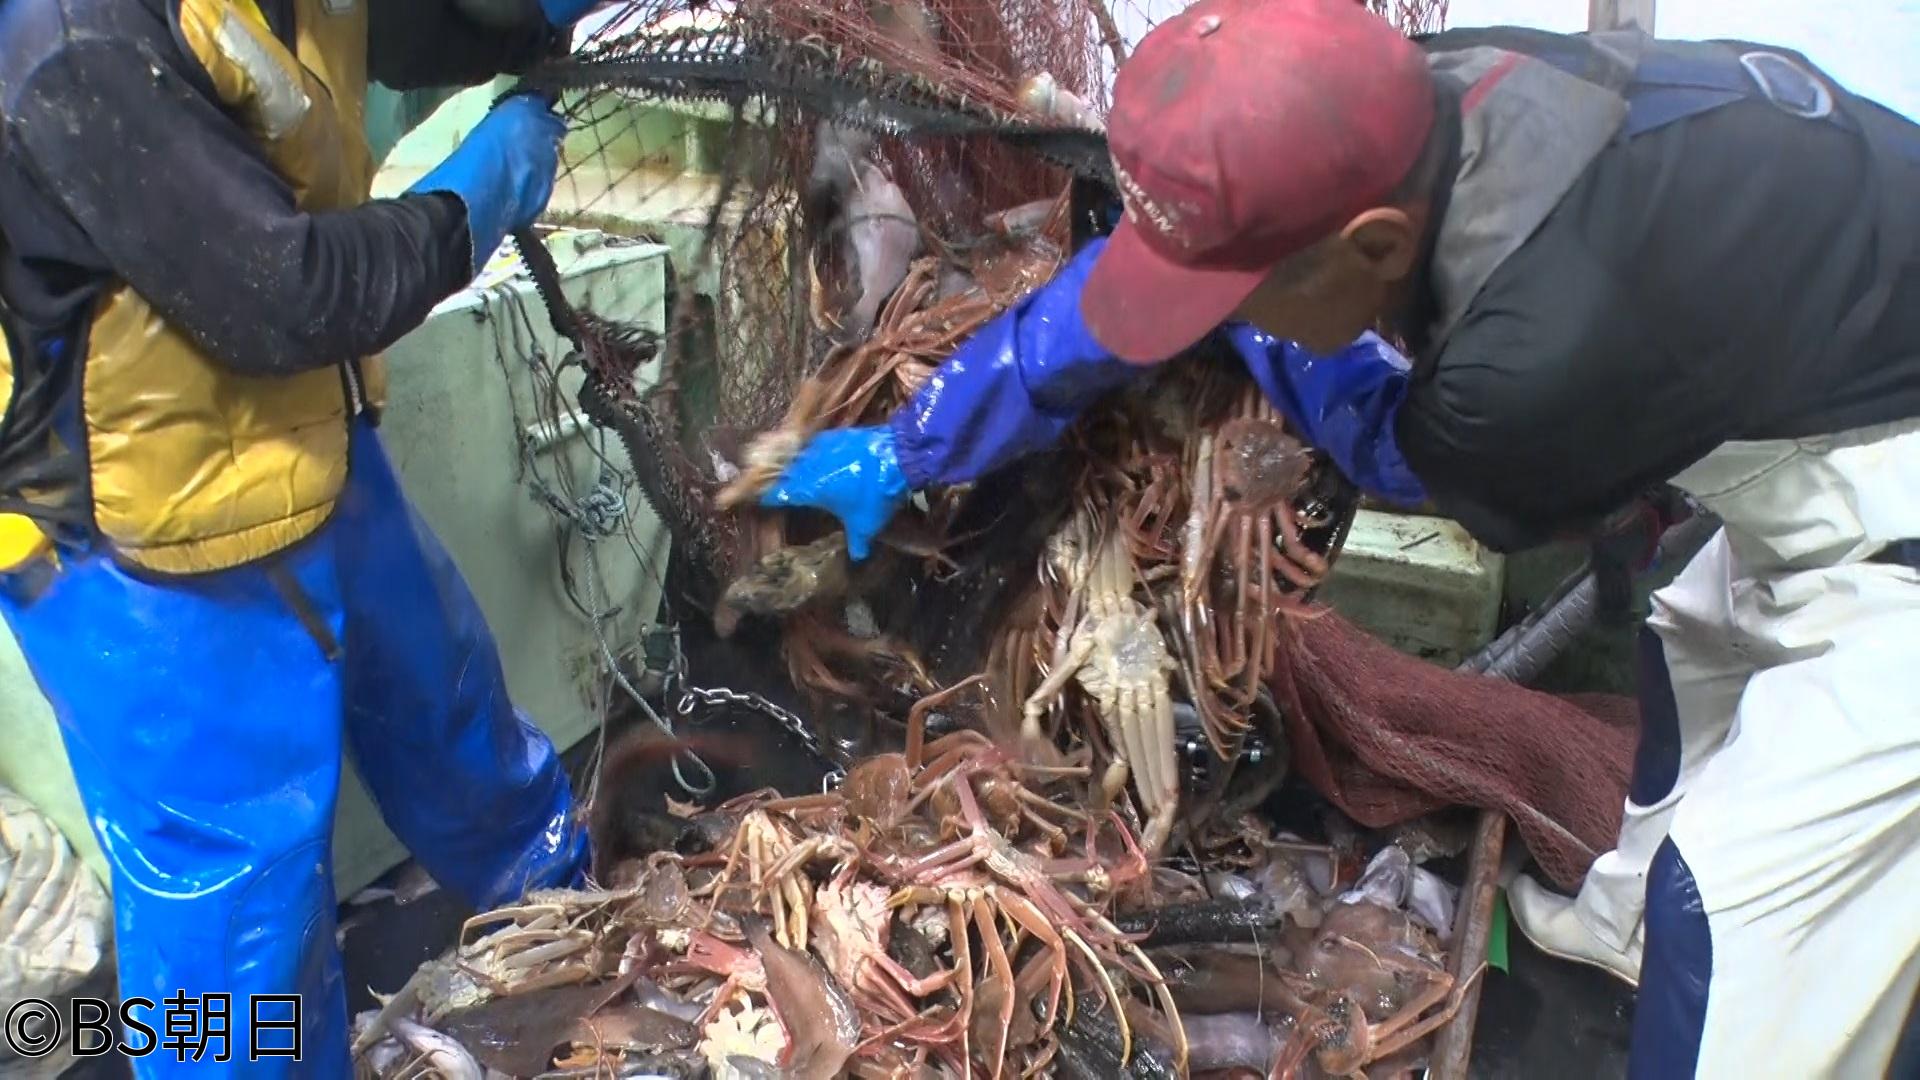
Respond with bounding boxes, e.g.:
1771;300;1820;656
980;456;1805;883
0;0;383;574
0;0;556;576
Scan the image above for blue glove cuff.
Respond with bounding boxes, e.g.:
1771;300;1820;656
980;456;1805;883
1225;325;1429;506
538;0;598;26
409;167;508;278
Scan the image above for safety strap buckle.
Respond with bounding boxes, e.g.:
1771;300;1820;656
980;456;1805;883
0;512;53;575
1737;50;1835;121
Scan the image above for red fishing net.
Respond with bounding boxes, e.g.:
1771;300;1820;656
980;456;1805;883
1272;610;1637;890
550;0;1451;453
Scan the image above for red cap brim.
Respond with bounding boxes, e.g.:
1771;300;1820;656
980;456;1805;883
1079;218;1272;365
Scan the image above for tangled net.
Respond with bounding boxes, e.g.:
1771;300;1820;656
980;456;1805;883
537;0;1445;610
516;0;1457;898
370;3;1489;1077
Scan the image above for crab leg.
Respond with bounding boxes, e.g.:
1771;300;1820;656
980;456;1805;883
762;835;856;882
1022;629;1095;746
704;830;754;920
1098;757;1132;810
1117;936;1187;1076
1230;510;1256;678
1249;513;1275;693
897;835;990;882
997;891;1070;1033
1017;802;1072;847
1095;544;1151;802
1012;784;1088;822
1182;433;1216;602
949;894;976;1074
1099;680;1147;829
1121;685;1173;854
1060;926;1132;1064
780;871;810;951
1099;810;1153;891
1141;678;1180;853
906;674;989;770
972;894;1019;1079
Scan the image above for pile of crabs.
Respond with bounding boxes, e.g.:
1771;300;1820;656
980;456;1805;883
351;123;1487;1078
352;715;1481;1080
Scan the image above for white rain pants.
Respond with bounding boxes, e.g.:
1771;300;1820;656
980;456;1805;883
1563;417;1920;1078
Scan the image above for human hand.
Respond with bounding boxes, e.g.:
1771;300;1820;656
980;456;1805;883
758;427;911;561
406;93;567;276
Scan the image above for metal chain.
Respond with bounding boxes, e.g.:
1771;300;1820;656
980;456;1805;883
666;661;846;792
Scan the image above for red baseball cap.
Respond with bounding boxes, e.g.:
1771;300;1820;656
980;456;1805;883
1082;0;1436;363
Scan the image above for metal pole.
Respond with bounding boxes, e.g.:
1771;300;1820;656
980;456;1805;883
1589;0;1655;33
1430;810;1506;1080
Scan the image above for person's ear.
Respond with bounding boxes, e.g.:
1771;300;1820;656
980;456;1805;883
1339;207;1420;282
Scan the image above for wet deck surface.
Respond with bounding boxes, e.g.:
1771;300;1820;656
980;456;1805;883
1469;931;1634;1078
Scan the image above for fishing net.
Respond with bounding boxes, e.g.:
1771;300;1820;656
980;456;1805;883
539;0;1451;596
544;0;1119;531
1272;612;1637;891
526;0;1641;889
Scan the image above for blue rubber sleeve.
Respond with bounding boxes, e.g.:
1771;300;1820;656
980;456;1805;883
1222;324;1429;506
889;237;1142;488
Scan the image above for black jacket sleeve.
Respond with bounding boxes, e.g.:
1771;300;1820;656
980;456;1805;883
1394;97;1892;553
7;34;473;376
367;0;559;91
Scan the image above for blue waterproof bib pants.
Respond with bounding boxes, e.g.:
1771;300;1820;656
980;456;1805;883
0;420;588;1077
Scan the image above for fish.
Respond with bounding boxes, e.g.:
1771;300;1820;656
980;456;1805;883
571;1003;699;1055
631;976;707;1023
1181;1012;1288;1074
1165;951;1293;1016
388;1017;483;1080
745;920;861;1080
1016;72;1106;131
805;121;922;343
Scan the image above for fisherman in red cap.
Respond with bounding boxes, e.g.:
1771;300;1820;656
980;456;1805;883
762;0;1920;1073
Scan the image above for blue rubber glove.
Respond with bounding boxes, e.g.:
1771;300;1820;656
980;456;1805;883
407;93;566;277
764;239;1141;561
539;0;601;24
1222;324;1429;506
759;427;910;561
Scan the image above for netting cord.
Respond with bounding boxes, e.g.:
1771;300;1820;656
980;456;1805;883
472;271;715;802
